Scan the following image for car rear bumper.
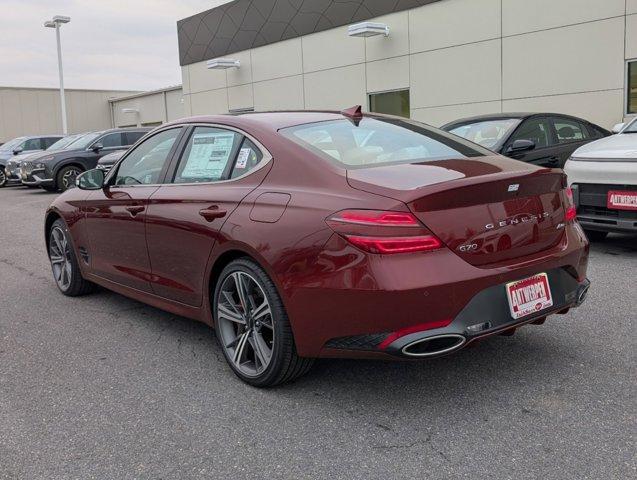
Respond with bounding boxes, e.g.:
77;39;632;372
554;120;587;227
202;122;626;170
378;274;590;358
284;224;589;358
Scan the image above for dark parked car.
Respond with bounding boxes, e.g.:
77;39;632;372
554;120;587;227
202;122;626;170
442;113;610;168
96;150;126;173
5;134;86;186
45;109;589;387
0;135;64;187
21;127;151;191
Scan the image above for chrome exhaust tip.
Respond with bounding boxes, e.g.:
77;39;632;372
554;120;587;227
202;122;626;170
401;334;466;358
575;283;590;306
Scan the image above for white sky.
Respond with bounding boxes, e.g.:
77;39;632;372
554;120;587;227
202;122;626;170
0;0;229;92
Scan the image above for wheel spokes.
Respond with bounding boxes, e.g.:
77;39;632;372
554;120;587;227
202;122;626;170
232;272;250;313
217;270;275;377
218;303;245;325
250;330;272;371
232;331;251;366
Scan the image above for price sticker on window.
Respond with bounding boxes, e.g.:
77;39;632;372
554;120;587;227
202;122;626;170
235;148;251;169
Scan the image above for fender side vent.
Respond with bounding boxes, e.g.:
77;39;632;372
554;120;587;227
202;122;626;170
78;246;90;264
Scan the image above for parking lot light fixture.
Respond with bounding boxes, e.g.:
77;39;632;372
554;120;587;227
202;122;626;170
347;22;390;38
44;15;71;135
206;58;241;70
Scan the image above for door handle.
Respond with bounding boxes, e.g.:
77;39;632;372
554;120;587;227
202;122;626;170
199;206;227;222
125;205;145;216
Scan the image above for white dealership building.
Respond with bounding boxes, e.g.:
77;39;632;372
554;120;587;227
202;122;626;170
165;0;637;130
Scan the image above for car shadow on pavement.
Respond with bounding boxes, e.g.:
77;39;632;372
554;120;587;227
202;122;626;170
84;283;579;403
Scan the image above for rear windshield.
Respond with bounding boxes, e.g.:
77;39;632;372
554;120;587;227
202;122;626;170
447;119;521;149
281;117;489;169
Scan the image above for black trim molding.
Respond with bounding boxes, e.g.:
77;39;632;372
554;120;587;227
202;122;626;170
178;0;442;66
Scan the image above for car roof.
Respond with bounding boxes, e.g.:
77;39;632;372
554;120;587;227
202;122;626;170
442;112;602;129
165;111;358;132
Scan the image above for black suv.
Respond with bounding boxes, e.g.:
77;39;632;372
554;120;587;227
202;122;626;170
21;127;152;191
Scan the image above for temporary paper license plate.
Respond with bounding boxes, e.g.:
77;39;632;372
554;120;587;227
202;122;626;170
607;190;637;211
506;273;553;320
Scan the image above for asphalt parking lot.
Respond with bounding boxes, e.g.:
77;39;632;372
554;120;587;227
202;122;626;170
0;185;635;480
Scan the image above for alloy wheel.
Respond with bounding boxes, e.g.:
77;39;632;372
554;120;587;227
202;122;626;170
0;168;6;187
49;226;72;291
216;271;274;378
62;168;80;190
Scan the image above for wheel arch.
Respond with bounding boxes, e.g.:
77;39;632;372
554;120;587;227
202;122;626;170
206;246;290;328
44;210;62;251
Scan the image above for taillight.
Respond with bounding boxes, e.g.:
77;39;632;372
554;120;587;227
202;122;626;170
564;187;577;222
326;209;443;254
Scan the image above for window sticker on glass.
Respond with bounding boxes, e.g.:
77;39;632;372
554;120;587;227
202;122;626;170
182;132;235;179
236;148;251;169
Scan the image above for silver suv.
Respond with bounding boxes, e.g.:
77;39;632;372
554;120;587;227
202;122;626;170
0;135;64;187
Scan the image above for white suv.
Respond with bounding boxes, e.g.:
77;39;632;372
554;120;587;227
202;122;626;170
564;119;637;240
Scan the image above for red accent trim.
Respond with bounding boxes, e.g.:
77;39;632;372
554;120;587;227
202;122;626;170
345;235;442;254
379;319;453;350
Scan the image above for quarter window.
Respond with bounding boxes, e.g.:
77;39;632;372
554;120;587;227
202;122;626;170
230;138;263;179
173;127;241;184
114;128;181;186
511;118;552;149
552;119;587;144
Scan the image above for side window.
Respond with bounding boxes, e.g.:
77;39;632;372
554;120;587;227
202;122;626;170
511;118;552;149
23;138;42;151
230;138;263;179
100;133;124;149
173;127;241;184
552;118;588;144
124;131;146;145
114;128;181;186
43;138;59;149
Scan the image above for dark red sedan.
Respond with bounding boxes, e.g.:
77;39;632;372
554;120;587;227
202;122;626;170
45;108;590;387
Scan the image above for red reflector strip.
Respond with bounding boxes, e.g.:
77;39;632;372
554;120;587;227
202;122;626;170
345;235;442;254
379;319;453;350
565;206;577;222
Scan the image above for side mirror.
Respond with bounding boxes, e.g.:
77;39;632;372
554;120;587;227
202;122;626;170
91;143;104;153
76;168;105;190
12;147;23;155
508;139;536;153
611;123;625;134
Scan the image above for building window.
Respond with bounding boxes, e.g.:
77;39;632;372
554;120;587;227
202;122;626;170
369;90;410;118
629;61;637;115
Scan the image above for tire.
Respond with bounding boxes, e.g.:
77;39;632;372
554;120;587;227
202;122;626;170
584;229;608;242
213;258;314;387
56;165;83;192
48;219;95;296
0;166;6;188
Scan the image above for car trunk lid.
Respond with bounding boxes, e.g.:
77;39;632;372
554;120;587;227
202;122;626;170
347;157;569;266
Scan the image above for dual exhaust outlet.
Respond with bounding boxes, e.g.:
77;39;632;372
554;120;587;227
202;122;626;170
401;334;467;357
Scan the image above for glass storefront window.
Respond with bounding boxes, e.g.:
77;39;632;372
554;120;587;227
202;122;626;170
369;90;410;118
629;61;637;115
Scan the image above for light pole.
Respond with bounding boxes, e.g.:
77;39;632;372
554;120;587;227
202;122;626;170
44;15;71;135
